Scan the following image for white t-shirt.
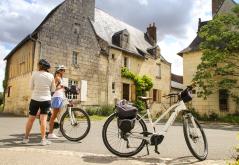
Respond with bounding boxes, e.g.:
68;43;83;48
31;71;55;101
53;78;65;98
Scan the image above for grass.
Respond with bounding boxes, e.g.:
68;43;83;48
89;115;107;121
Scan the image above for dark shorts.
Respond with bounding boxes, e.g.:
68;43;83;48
29;99;51;116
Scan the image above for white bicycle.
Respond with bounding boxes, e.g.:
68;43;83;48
102;85;208;161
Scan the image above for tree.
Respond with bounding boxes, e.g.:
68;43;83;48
0;92;3;105
193;5;239;104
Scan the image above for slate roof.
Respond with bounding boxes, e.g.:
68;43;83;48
4;3;169;64
91;8;154;57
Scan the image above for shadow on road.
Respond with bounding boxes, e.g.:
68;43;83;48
0;133;69;148
82;154;199;165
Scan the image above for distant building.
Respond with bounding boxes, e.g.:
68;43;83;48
178;0;238;115
3;0;171;115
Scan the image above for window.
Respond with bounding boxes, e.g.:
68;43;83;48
7;86;11;97
123;56;130;69
219;89;229;111
72;51;78;65
112;54;115;60
67;80;78;99
157;64;161;78
152;89;161;103
112;82;115;93
153;89;158;102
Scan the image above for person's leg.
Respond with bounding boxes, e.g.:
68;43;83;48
39;114;48;139
49;109;60;134
24;115;36;139
23;100;38;142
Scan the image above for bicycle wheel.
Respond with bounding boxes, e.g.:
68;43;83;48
102;113;147;157
60;108;91;141
183;113;208;161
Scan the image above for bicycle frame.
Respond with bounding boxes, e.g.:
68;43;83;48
139;100;188;136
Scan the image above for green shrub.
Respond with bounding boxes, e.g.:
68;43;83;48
208;112;219;121
0;92;3;105
85;105;115;117
0;104;3;112
134;100;145;112
85;107;98;116
98;105;115;116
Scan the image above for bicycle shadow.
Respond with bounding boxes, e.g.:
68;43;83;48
81;154;199;165
0;133;69;148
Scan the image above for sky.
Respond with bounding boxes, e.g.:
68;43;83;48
0;0;238;92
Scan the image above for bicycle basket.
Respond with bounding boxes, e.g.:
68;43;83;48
180;89;192;103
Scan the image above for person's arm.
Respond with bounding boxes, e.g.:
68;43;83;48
50;75;56;92
30;72;35;90
55;76;62;90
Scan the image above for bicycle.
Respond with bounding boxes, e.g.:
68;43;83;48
102;84;208;161
47;85;91;142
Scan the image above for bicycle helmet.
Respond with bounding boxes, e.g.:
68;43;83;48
38;59;51;70
55;65;67;72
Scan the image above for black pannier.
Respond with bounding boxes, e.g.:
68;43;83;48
180;89;192;103
116;100;138;133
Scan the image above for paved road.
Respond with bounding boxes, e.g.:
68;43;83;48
0;116;238;164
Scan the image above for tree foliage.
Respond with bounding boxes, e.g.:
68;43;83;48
193;5;239;103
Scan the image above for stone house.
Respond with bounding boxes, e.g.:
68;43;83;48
178;0;238;116
3;0;171;115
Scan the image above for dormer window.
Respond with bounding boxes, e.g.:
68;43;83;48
112;29;129;49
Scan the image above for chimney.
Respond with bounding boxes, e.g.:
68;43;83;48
146;22;157;46
212;0;224;17
82;0;95;21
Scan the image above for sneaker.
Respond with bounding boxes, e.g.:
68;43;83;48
47;133;59;139
41;139;51;146
22;138;29;144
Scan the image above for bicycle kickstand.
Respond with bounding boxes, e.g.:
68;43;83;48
146;143;150;155
154;144;160;154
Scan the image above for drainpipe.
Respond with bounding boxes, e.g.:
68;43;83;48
29;33;42;70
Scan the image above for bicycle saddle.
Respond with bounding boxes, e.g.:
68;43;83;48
138;96;152;100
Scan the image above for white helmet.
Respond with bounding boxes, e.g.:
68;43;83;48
55;65;67;72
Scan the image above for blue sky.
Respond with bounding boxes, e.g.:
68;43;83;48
0;0;238;92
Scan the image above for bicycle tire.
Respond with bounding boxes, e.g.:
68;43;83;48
102;113;147;157
183;114;208;161
60;108;91;141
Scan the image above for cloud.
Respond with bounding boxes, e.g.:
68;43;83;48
0;0;214;91
0;0;63;44
96;0;195;41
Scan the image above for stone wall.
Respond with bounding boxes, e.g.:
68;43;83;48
36;0;106;106
4;40;34;115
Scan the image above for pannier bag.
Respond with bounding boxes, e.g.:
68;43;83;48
180;89;192;103
116;100;138;133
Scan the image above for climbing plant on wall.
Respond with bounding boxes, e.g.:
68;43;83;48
121;67;153;111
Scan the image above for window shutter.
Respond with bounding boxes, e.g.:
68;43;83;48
131;84;136;102
80;80;87;102
158;90;161;103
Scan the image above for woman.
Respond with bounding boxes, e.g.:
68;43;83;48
48;65;67;139
22;59;56;146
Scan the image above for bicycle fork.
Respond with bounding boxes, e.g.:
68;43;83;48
68;107;77;125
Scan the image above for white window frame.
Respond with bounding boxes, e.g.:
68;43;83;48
67;79;78;100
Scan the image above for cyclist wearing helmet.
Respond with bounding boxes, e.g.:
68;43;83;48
48;65;67;139
22;59;56;146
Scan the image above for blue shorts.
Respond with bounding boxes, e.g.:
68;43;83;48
51;97;63;109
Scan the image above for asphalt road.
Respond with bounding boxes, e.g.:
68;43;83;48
0;116;238;162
